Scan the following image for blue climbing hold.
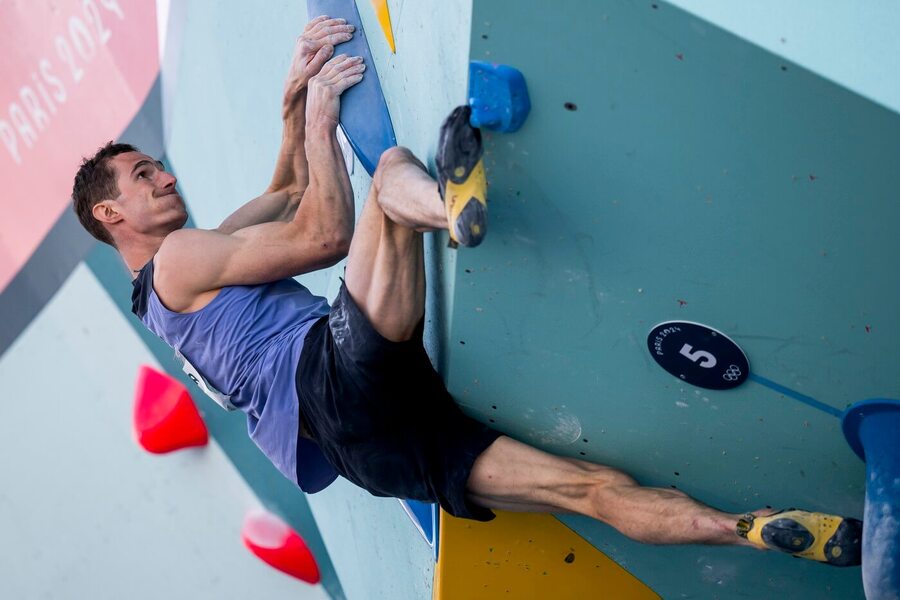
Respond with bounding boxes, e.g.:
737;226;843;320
307;0;397;176
398;499;440;561
842;398;900;599
468;61;531;133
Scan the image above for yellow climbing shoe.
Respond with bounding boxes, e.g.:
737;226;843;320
436;105;487;248
736;509;862;566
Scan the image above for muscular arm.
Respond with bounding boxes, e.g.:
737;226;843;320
303;123;353;239
154;52;365;313
215;17;354;234
267;101;310;196
214;189;299;235
215;115;307;235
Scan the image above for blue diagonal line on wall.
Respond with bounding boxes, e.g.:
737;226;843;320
749;373;843;418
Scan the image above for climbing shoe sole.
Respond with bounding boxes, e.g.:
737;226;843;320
436;105;487;248
736;509;862;566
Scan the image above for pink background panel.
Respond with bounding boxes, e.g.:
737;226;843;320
0;0;159;292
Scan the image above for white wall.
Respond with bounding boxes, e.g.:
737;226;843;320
668;0;900;113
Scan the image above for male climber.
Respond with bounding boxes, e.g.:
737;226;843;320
71;16;861;566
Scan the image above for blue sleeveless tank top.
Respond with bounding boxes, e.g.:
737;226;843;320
131;260;337;493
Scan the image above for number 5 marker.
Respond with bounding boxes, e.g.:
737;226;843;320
679;344;717;368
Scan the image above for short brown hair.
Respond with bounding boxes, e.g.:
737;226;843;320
72;141;139;246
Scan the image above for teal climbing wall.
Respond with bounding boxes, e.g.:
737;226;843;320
446;1;900;597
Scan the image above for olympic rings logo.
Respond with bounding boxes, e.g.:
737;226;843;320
723;365;742;381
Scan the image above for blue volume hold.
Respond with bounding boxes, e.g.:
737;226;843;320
308;0;397;176
397;499;440;561
842;398;900;600
468;61;531;133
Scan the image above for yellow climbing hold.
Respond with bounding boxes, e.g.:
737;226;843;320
433;509;659;600
371;0;396;53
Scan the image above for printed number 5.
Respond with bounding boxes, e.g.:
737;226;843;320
679;343;717;368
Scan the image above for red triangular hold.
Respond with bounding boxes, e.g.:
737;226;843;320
133;365;208;454
241;509;321;584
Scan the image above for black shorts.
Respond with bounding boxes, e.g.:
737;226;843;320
295;283;502;521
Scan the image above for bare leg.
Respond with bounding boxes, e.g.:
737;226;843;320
346;151;855;561
468;436;757;546
349;148;748;547
348;150;771;550
367;146;446;231
343;147;447;342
